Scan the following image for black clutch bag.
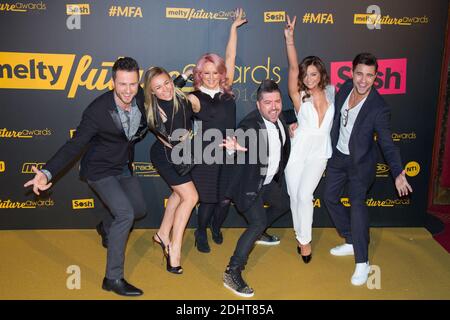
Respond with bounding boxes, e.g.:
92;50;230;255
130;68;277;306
153;99;196;177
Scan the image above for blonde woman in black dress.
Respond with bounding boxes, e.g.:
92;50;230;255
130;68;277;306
144;67;198;274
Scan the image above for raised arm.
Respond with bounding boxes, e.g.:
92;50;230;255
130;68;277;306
225;8;247;87
284;15;301;113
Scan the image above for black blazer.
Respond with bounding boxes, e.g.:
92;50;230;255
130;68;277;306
225;109;291;212
44;87;148;181
330;79;403;187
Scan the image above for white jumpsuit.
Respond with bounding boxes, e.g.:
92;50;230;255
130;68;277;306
285;85;335;245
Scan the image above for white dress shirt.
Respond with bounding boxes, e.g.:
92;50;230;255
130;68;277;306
262;117;286;185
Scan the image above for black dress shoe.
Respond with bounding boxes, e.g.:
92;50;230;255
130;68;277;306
297;246;312;264
102;278;143;296
96;222;108;249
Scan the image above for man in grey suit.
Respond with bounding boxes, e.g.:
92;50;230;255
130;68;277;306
24;57;148;296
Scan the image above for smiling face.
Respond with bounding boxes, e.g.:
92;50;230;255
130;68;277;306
200;62;221;90
351;64;377;96
257;91;282;123
303;65;321;90
149;72;174;101
113;70;139;108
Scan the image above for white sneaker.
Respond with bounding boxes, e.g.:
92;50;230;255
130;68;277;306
351;262;370;286
330;243;354;256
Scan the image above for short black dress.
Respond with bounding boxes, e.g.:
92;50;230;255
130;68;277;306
150;97;194;186
190;90;236;203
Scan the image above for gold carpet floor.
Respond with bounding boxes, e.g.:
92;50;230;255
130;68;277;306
0;228;449;300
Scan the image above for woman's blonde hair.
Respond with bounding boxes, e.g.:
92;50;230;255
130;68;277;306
143;66;188;130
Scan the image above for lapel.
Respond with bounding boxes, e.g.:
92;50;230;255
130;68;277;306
332;82;352;135
350;87;376;137
279;117;290;159
256;111;268;153
130;92;148;142
107;91;128;139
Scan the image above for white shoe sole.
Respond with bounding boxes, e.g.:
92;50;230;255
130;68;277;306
223;282;254;298
330;248;354;256
255;240;280;246
330;251;354;256
351;278;368;286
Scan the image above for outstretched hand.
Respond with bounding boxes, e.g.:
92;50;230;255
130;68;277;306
395;170;413;197
23;166;52;196
289;122;298;137
232;8;247;29
219;136;248;152
284;15;297;41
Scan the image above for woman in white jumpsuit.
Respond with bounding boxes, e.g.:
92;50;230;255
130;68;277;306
284;15;335;263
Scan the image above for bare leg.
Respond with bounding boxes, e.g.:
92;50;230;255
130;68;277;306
169;181;199;267
155;191;180;245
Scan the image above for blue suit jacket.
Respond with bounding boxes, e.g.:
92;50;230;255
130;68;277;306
329;79;403;188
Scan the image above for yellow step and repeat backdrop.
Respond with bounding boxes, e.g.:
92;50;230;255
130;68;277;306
0;0;447;228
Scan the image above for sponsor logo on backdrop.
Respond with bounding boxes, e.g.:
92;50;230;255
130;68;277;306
166;7;243;21
392;132;416;142
66;4;90;15
302;13;334;24
0;1;46;13
312;198;321;208
341;197;410;207
0;161;5;172
0;52;75;90
233;57;281;84
331;58;407;95
22;162;45;173
376;163;390;177
0;128;52;138
72;198;94;209
132;162;159;177
264;11;285;23
0;53;281;98
366;198;410;207
354;13;428;26
405;161;420;177
108;5;142;18
0;198;54;209
341;197;351;207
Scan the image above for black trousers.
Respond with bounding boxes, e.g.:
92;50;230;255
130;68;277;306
323;150;370;263
228;180;290;270
88;171;147;279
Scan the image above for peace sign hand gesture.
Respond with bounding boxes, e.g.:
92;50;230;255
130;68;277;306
284;15;297;43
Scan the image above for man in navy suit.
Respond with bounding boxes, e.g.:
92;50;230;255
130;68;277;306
24;57;148;296
323;53;412;286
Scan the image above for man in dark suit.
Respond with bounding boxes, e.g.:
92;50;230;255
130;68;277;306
323;53;412;286
24;57;148;296
220;80;291;297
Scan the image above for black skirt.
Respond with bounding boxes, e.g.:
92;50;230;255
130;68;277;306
150;141;192;186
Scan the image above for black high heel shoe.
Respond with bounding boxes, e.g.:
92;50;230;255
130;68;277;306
297;244;312;264
153;233;168;260
166;245;183;275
